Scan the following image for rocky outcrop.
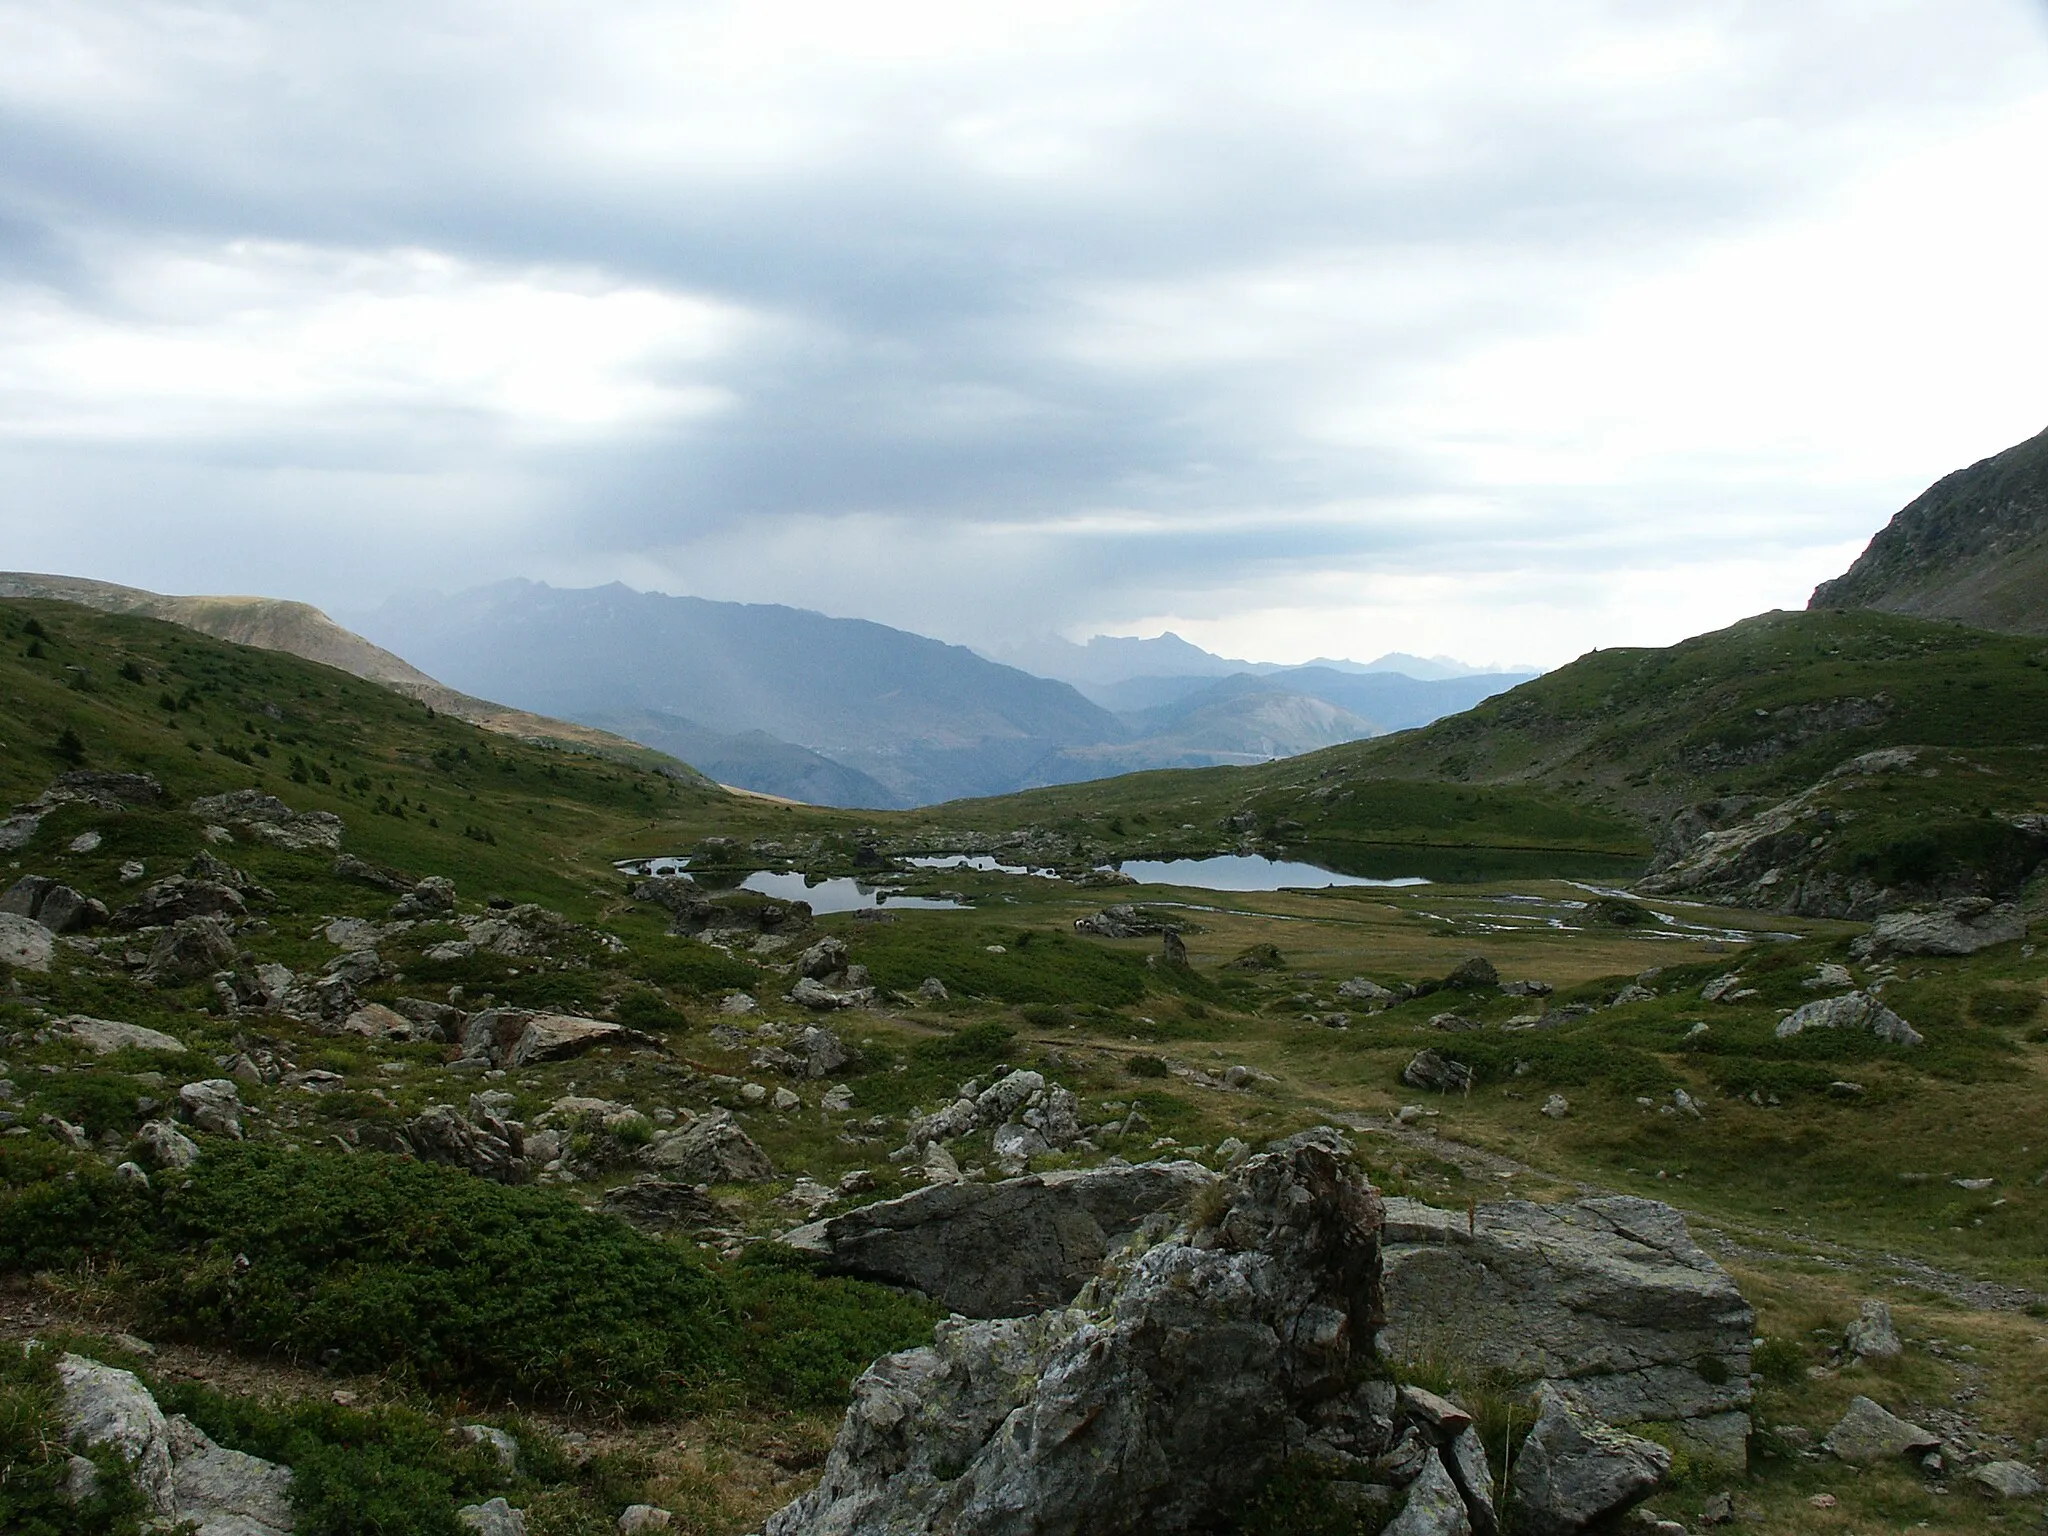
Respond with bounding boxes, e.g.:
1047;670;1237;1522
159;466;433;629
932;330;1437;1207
190;789;344;853
766;1141;1384;1536
140;916;238;984
1402;1049;1473;1093
1073;905;1178;939
396;1098;530;1184
601;1174;730;1234
167;1411;297;1535
177;1079;244;1138
1851;897;2027;958
781;1160;1218;1318
113;877;247;930
56;1352;177;1515
1821;1396;1940;1465
457;1009;660;1068
896;1069;1085;1175
1377;1196;1754;1466
1774;991;1922;1047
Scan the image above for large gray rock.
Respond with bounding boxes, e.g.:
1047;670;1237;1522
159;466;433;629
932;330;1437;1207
2;876;108;933
0;911;55;971
177;1079;244;1139
1775;991;1922;1047
1378;1196;1753;1466
1402;1049;1474;1093
1854;897;2027;959
766;1140;1383;1536
457;1498;528;1536
55;1353;176;1515
166;1412;295;1535
134;1120;202;1170
1821;1395;1940;1465
1509;1385;1671;1536
509;1013;646;1067
782;1160;1219;1318
114;877;247;930
1843;1299;1902;1361
1971;1461;2045;1499
60;1014;187;1055
644;1109;776;1183
602;1175;729;1234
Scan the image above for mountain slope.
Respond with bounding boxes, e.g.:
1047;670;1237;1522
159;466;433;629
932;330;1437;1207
0;572;710;784
1811;423;2048;634
361;581;1127;806
577;708;898;808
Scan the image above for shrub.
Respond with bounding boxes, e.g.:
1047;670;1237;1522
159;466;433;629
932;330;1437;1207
1751;1336;1803;1384
1127;1054;1169;1078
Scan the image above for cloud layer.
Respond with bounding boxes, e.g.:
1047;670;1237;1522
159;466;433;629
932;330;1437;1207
3;1;2046;667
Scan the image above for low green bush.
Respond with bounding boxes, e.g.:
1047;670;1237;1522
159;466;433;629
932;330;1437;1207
0;1344;150;1536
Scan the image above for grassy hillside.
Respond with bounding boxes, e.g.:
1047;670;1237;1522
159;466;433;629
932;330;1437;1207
1;594;2044;1535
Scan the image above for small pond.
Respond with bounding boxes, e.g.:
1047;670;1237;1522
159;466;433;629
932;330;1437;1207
737;871;968;914
1107;854;1430;892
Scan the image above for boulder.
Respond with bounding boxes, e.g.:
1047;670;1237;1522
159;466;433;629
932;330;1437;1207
1775;991;1922;1047
974;1068;1044;1122
780;1159;1218;1318
644;1110;776;1184
1821;1395;1940;1465
917;977;949;1002
602;1175;729;1234
2;876;107;933
142;917;238;985
766;1140;1382;1536
166;1411;295;1535
510;1014;651;1066
114;877;247;930
0;912;56;971
56;1353;176;1515
796;1025;856;1078
177;1079;244;1139
341;1003;414;1039
1843;1299;1902;1361
46;769;164;807
1971;1461;2044;1499
1854;897;2027;959
1337;976;1402;1007
1385;1448;1473;1536
1378;1196;1753;1466
58;1014;186;1054
790;977;874;1011
1073;904;1174;939
134;1120;202;1170
391;875;457;918
1509;1385;1671;1536
798;936;851;980
619;1506;675;1534
458;1498;529;1536
1403;1049;1474;1093
455;1424;520;1471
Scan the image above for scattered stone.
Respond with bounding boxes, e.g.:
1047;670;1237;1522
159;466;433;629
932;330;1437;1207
821;1084;855;1113
396;1100;529;1184
1428;1012;1483;1032
1775;991;1922;1047
1804;963;1855;990
781;1159;1217;1317
69;829;102;853
740;1083;769;1106
798;936;851;980
177;1079;243;1139
1403;1049;1474;1093
1442;956;1499;990
772;1087;802;1112
2;876;108;933
917;976;949;1002
1541;1095;1569;1119
1510;1385;1672;1536
1853;897;2027;959
1843;1299;1902;1361
1500;979;1553;998
1699;973;1746;1003
391;876;457;918
618;1507;675;1534
602;1175;728;1233
1821;1395;1941;1464
720;991;758;1015
644;1110;776;1183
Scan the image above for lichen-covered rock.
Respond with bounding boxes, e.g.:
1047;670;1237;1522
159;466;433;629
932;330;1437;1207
767;1140;1382;1536
0;911;56;971
601;1175;729;1234
398;1099;529;1184
781;1160;1219;1318
134;1120;202;1170
1377;1196;1753;1466
1843;1299;1902;1361
1509;1385;1670;1536
190;790;343;853
1402;1049;1473;1093
55;1353;176;1515
1854;897;2027;958
142;916;238;985
1775;991;1922;1047
1821;1395;1940;1465
166;1412;296;1534
177;1079;244;1139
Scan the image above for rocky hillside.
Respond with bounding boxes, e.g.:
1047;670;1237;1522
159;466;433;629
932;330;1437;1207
1812;423;2048;634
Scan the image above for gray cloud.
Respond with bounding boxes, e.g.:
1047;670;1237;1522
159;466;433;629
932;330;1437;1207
2;1;2046;666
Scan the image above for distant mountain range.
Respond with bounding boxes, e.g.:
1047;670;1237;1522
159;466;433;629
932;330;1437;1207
986;631;1519;691
1812;422;2048;634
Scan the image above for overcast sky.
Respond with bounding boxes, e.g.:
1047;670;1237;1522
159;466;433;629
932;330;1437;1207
3;2;2047;670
